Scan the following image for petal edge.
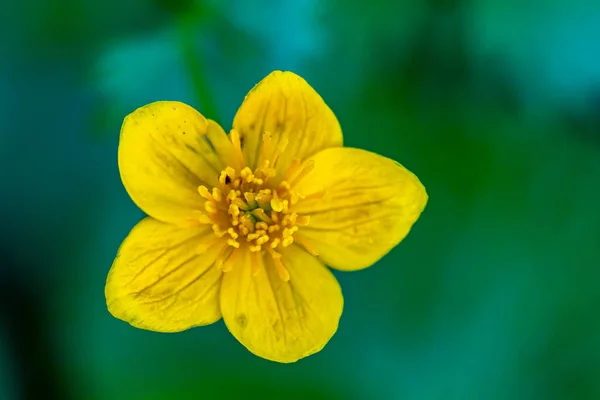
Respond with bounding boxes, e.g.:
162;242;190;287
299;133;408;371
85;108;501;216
106;218;223;332
294;147;427;271
233;71;343;176
220;246;343;363
119;101;229;224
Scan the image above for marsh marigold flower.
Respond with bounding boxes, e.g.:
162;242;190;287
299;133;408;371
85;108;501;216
105;71;427;362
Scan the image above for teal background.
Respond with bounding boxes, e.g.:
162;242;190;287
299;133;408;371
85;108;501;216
1;0;600;399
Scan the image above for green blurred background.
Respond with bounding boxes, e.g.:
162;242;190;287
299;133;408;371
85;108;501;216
1;0;600;399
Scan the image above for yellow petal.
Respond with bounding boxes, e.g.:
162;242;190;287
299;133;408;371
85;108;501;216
105;217;223;332
232;71;343;175
294;147;428;271
220;245;343;363
119;101;238;224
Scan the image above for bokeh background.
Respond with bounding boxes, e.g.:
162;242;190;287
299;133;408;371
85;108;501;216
2;0;600;399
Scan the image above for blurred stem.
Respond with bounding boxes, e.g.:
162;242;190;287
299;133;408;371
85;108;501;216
178;15;219;121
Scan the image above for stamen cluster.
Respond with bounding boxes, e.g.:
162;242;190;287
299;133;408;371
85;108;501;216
193;131;318;281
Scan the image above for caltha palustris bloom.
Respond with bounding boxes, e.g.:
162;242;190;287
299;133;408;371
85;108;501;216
105;71;427;363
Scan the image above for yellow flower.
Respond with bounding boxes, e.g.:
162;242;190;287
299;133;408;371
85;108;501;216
105;70;427;363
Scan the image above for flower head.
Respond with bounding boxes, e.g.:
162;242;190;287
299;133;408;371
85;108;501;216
105;71;427;362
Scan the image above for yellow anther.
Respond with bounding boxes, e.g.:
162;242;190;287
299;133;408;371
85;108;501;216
232;198;246;210
240;166;252;177
256;235;270;245
240;167;254;183
212;224;226;237
271;198;284;212
198;185;212;200
255;221;268;231
247;232;261;241
283;227;294;237
228;204;240;217
219;172;226;185
255;188;271;199
227;227;238;239
227;190;237;201
200;150;309;262
211;187;222;202
205;201;217;214
225;167;236;179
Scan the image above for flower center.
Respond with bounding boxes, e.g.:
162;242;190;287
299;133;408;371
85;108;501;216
192;130;320;281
